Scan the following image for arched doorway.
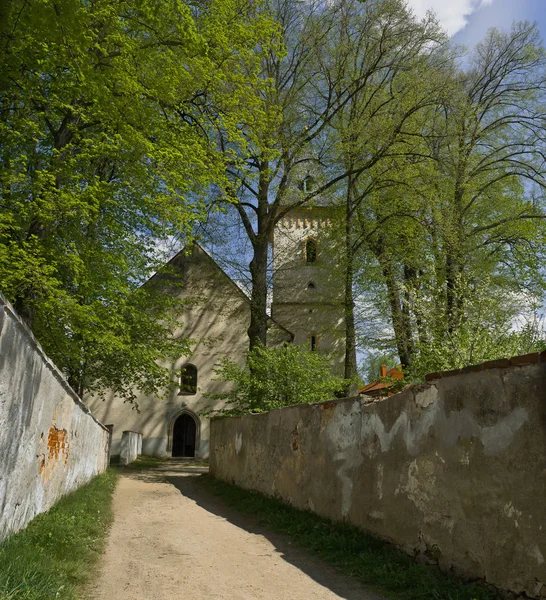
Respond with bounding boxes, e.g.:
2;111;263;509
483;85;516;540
172;413;197;457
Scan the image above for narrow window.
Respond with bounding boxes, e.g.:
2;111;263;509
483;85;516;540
302;175;316;193
310;335;318;352
305;238;317;263
180;364;197;395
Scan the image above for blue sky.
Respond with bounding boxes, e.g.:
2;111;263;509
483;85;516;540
406;0;546;46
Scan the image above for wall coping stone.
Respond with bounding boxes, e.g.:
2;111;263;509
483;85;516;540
0;291;109;433
424;351;546;381
212;353;546;422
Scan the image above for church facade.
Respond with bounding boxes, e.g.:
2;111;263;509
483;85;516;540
84;204;345;459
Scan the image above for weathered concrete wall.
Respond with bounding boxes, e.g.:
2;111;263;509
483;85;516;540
119;431;142;465
210;358;546;598
0;294;109;542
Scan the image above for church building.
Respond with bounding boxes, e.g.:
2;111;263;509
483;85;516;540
84;200;345;459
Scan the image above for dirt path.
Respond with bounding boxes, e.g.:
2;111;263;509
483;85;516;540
87;462;385;600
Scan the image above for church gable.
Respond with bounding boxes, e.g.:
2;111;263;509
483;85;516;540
83;242;292;460
152;243;292;345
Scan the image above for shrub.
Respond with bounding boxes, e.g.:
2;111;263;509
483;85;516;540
210;344;346;415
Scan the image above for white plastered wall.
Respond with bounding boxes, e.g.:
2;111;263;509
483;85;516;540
271;207;345;374
85;244;291;459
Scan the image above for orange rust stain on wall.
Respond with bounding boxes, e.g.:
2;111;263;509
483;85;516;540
41;425;70;481
48;425;69;464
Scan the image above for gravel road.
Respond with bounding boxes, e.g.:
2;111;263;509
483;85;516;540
87;462;385;600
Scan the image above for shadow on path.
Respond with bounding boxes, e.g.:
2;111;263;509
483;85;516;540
164;472;384;600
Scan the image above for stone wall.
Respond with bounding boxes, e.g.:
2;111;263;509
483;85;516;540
210;356;546;598
0;294;110;542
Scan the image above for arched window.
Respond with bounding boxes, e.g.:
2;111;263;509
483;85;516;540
180;364;197;395
305;238;317;263
307;281;316;290
302;175;316;193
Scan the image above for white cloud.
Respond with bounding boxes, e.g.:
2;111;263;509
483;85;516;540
406;0;495;36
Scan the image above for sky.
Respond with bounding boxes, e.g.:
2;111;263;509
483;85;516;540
405;0;546;46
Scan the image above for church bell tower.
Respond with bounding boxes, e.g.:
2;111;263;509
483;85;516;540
271;179;345;374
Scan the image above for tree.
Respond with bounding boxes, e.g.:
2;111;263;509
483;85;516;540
0;0;278;398
434;22;546;334
209;344;346;415
351;22;546;374
324;0;453;377
217;0;453;371
409;277;546;378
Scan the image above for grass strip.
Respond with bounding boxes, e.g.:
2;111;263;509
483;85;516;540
200;475;498;600
0;469;117;600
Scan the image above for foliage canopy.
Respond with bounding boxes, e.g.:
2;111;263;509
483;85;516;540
210;345;346;415
0;0;279;398
1;0;545;399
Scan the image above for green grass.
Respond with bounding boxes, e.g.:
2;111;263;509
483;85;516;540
200;476;498;600
0;469;118;600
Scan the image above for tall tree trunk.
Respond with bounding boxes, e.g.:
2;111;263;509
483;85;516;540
343;182;357;380
371;237;415;368
446;185;465;334
384;262;414;368
247;161;272;350
445;131;470;334
407;267;428;347
247;235;269;349
445;250;459;333
344;252;357;380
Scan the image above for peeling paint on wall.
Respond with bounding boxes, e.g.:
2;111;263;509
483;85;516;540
211;362;546;598
0;294;109;542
